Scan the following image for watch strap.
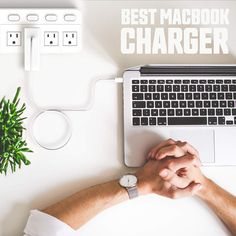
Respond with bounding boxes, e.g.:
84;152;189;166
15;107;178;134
127;186;139;199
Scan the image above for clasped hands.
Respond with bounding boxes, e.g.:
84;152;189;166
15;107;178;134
136;139;207;198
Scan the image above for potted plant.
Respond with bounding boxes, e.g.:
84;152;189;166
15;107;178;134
0;87;33;175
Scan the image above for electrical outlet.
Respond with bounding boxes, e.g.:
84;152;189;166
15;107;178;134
7;31;21;46
44;31;59;46
63;32;77;46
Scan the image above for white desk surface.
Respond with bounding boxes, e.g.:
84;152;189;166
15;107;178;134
1;1;236;236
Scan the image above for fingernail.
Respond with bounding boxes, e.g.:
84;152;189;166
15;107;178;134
159;169;169;178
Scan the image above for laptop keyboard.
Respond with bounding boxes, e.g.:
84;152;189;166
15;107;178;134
131;79;236;126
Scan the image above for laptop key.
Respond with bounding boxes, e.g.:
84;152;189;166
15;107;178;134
157;85;164;92
184;109;191;116
192;109;199;116
165;85;172;92
158;80;165;84
169;93;176;100
224;109;231;116
200;109;207;116
234;93;236;99
226;93;233;100
172;101;178;108
208;109;215;116
158;118;167;125
141;80;148;84
189;85;196;92
220;101;227;107
143;109;150;116
218;93;224;99
168;109;175;116
196;101;203;108
221;85;228;92
188;101;194;108
166;80;173;84
141;117;148;125
205;85;212;92
163;101;171;108
149;80;156;84
216;109;223;116
133;101;145;108
173;85;180;92
151;109;158;116
212;101;219;107
218;117;225;125
208;80;215;84
132;93;143;100
149;117;156;125
186;93;192;100
229;85;236;91
176;109;183;116
200;80;207;84
213;85;220;92
216;80;223;84
197;85;204;92
177;93;184;100
183;80;190;84
194;93;200;100
132;80;139;84
147;101;154;108
155;101;162;108
232;109;236;115
132;85;139;92
133;109;142;116
201;93;208;100
210;93;217;100
145;93;152;100
204;101;210;108
161;93;168;100
168;117;207;125
174;80;181;84
180;101;187;108
181;85;188;92
133;118;140;126
160;109;167;116
141;85;147;92
153;93;160;100
226;120;233;125
228;101;235;107
208;117;217;125
148;85;156;92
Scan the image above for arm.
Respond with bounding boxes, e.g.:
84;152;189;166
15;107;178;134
149;139;236;235
196;178;236;235
42;157;199;230
43;180;129;230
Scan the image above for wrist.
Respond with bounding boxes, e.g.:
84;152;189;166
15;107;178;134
195;177;212;200
137;179;152;195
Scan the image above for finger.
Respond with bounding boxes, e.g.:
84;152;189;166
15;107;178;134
170;182;202;199
160;170;190;188
176;141;200;159
160;154;199;173
155;144;186;160
147;139;176;159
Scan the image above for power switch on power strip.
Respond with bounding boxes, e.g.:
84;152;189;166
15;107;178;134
0;8;82;54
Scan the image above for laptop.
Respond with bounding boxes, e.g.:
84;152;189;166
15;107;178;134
123;65;236;167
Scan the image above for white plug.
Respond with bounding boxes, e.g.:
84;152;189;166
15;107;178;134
24;28;40;71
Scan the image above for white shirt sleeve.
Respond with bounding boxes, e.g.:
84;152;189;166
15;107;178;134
23;210;77;236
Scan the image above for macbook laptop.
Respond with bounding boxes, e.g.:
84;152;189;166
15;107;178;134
123;65;236;167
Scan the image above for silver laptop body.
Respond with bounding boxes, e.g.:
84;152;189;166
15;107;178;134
123;65;236;167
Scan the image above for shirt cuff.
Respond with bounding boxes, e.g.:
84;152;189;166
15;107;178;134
24;210;77;236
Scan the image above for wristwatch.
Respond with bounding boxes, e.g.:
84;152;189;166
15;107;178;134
119;174;139;199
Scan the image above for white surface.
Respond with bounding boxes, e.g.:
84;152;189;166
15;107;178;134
0;1;236;236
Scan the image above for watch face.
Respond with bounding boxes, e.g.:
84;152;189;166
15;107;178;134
119;174;137;188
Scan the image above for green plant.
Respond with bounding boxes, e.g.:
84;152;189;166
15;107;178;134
0;87;33;175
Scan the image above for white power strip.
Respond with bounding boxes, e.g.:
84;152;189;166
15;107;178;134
0;8;82;54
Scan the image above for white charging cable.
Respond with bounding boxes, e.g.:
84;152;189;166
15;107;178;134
27;75;123;150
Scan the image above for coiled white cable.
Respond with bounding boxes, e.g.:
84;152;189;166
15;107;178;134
26;74;123;150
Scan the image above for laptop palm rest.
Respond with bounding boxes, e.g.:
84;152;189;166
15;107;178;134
170;129;215;163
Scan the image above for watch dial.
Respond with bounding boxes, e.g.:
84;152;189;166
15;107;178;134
120;175;137;188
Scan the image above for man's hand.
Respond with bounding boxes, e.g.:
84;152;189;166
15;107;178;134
136;146;202;199
146;139;207;195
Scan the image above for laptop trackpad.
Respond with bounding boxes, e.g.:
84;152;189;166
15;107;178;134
170;129;215;163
